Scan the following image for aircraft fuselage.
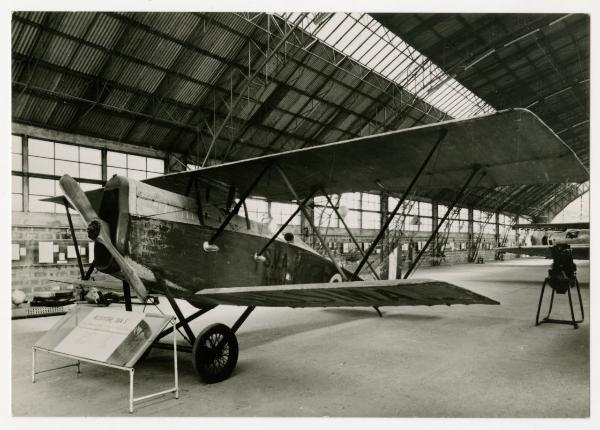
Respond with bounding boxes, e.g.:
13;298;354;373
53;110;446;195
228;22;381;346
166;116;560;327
530;229;589;246
93;176;345;302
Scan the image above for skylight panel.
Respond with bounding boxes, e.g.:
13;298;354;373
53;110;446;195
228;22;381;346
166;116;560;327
379;52;403;77
276;12;494;120
324;15;354;45
335;21;364;51
339;26;371;54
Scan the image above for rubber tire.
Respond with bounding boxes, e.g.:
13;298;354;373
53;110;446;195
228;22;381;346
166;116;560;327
192;323;238;384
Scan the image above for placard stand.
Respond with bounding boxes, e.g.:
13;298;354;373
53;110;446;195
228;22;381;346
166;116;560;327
31;306;178;413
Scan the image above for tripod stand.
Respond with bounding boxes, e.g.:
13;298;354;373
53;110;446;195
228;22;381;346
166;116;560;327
535;244;584;329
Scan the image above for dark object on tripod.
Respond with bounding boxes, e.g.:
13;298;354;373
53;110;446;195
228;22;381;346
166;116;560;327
535;244;584;329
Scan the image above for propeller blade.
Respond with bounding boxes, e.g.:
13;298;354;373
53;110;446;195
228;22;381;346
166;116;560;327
95;227;148;300
59;174;148;300
59;174;98;223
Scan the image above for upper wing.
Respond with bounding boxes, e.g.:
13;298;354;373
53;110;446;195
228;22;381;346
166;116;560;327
512;222;590;231
191;279;499;308
144;109;587;202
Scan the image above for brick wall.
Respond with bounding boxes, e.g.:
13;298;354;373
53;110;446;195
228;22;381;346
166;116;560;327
11;212;106;297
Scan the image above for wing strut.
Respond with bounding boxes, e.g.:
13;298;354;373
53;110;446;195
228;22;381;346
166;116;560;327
352;129;448;280
404;167;483;278
204;162;272;251
322;189;380;280
254;189;317;260
276;164;348;281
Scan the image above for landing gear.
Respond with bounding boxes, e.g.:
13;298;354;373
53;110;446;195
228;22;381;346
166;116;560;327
192;324;239;383
159;284;254;383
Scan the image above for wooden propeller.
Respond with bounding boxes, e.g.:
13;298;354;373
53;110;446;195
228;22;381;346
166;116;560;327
59;174;148;300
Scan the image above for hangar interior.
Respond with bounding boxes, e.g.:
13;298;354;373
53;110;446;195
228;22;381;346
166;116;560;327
11;11;590;417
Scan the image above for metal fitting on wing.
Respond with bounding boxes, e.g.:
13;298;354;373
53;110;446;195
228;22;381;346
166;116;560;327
203;241;219;252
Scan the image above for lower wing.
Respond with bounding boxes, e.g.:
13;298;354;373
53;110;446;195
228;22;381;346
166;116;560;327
52;278;499;308
192;279;499;308
498;245;589;260
497;246;551;258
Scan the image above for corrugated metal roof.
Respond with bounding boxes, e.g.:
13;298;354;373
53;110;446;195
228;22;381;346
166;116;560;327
11;11;587;217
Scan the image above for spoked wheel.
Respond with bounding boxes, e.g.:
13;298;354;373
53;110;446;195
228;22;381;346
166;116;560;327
192;323;239;383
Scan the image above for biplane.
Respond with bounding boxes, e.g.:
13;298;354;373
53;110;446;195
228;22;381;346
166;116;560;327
45;108;588;383
497;221;589;260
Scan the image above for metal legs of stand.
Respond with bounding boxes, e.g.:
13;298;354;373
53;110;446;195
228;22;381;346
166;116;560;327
32;318;179;414
32;348;80;383
128;318;179;413
536;277;584;329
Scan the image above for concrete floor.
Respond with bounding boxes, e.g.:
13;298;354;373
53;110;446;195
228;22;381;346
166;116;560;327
12;258;589;417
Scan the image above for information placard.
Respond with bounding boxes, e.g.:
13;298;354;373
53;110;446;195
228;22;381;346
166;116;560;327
54;309;144;362
35;305;172;367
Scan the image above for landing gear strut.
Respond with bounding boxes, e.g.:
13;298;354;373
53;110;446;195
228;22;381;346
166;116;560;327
156;284;255;383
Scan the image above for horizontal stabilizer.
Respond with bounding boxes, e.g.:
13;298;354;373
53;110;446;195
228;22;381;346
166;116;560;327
194;279;499;308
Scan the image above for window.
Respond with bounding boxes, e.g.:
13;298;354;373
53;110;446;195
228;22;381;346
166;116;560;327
28;177;58;213
271;202;300;226
14;133;168;214
340;192;361;210
12;175;23;211
361;193;380;211
28;139;102;180
28;138;54;175
12;135;22;172
25;139;102;213
419;202;432;217
437;204;468;234
313;194;343;228
244;198;269;222
107;151;164;179
345;209;361;229
315;207;339;228
419;216;432;232
362;211;380;229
